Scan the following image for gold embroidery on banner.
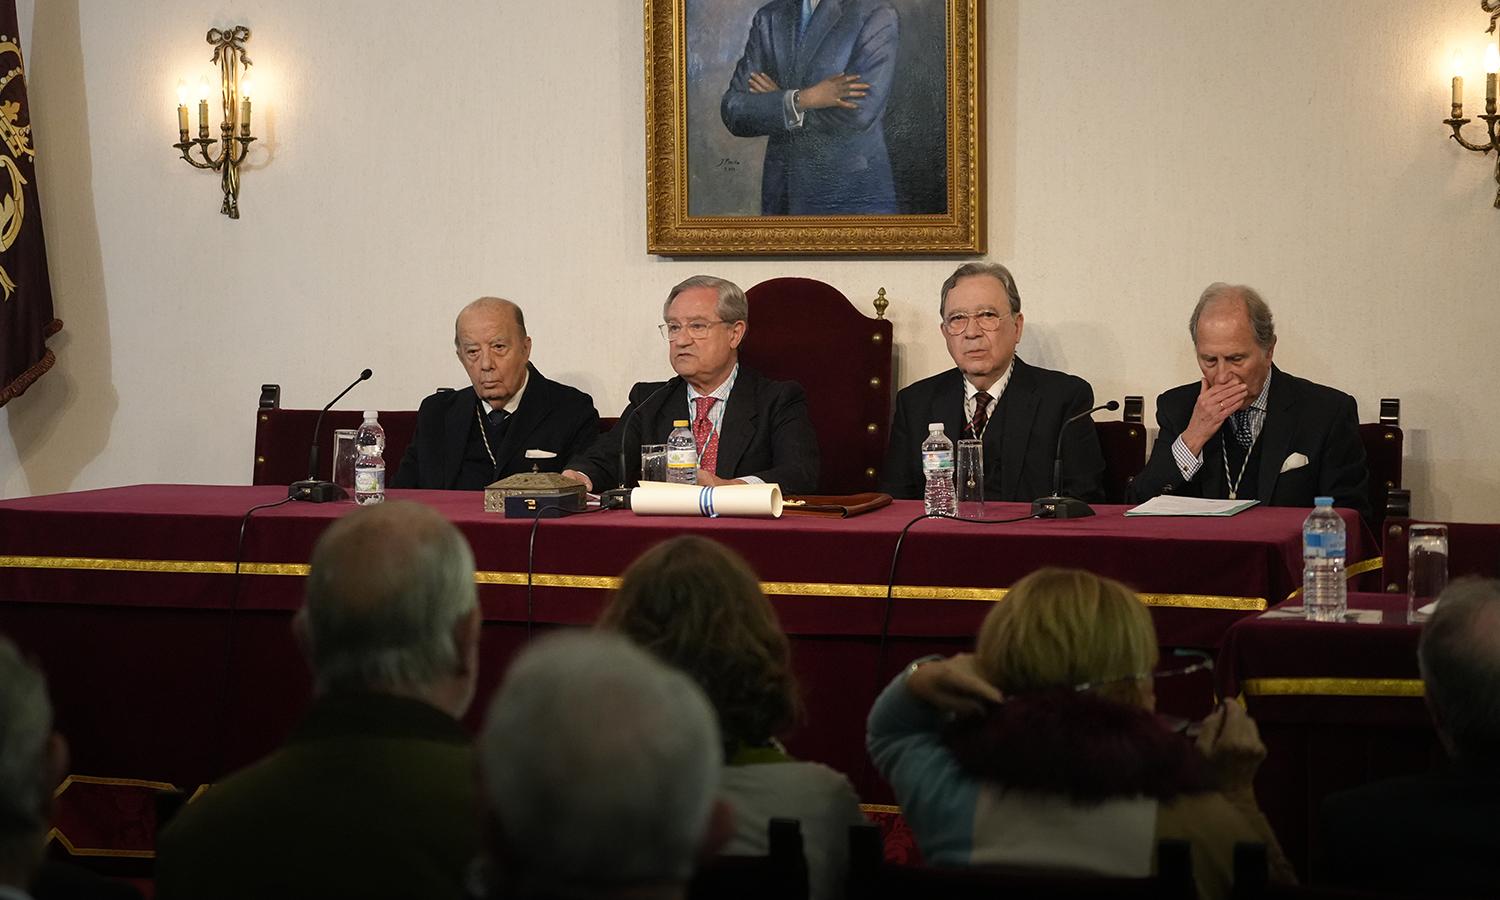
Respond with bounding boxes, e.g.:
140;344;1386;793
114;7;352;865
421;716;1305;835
859;803;902;815
0;36;36;300
53;773;179;797
1242;677;1425;698
0;555;1263;610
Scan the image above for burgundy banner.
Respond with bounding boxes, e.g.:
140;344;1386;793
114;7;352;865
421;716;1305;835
0;0;60;407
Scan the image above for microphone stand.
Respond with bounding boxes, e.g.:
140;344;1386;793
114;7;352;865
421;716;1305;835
1031;399;1119;519
598;378;679;510
289;369;373;503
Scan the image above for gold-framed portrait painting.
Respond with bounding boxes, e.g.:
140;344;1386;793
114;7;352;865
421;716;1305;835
645;0;984;255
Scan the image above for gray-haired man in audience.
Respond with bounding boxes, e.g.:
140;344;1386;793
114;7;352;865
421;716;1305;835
156;502;483;900
1320;577;1500;894
475;630;731;900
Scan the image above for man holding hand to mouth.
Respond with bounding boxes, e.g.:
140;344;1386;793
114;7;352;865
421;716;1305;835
563;275;819;493
880;262;1105;503
1129;282;1369;519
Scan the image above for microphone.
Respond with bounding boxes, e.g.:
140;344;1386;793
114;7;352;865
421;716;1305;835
599;377;680;510
288;368;373;503
1031;399;1118;519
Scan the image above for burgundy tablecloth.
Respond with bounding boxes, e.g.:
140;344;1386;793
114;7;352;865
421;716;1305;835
0;485;1369;805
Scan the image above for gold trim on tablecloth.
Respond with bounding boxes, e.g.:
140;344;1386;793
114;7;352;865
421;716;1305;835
0;555;1264;610
1242;677;1424;697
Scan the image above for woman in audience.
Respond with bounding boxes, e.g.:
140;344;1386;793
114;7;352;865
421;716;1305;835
868;567;1295;899
599;535;866;900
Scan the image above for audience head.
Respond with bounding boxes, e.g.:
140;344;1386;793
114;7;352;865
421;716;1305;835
1188;282;1276;406
1418;577;1500;761
479;630;725;898
454;296;532;408
599;535;799;755
661;275;748;393
937;262;1025;390
0;636;63;884
295;501;480;717
975;568;1159;709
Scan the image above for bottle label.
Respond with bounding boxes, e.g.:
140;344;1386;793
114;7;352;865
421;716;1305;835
355;466;385;493
922;450;954;472
1303;532;1346;558
666;448;698;469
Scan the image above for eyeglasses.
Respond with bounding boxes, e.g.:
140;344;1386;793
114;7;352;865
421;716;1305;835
1070;649;1215;694
658;320;728;340
942;310;1011;335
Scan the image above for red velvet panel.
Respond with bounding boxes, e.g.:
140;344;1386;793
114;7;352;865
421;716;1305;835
1096;420;1146;504
741;278;893;494
253;407;419;486
1379;518;1500;595
1357;423;1402;528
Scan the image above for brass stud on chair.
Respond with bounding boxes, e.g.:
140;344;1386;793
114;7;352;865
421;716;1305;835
869;377;881;389
865;467;877;479
866;423;878;434
255;455;265;464
871;332;883;343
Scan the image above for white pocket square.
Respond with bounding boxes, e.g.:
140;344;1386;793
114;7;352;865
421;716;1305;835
1280;452;1309;474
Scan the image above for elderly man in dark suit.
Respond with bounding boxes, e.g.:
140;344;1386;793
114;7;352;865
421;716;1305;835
720;0;899;215
1320;577;1500;895
155;502;482;900
391;297;599;490
881;262;1106;503
564;275;819;493
1128;283;1369;520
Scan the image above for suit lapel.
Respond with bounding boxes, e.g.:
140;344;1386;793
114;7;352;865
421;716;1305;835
997;361;1038;500
795;0;843;80
644;378;687;447
772;0;799;82
492;365;546;472
1255;367;1296;503
440;389;475;489
715;370;758;479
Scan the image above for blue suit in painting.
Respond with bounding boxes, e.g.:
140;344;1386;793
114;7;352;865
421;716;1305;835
720;0;900;215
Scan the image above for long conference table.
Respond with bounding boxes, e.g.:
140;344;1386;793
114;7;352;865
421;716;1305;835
0;485;1372;851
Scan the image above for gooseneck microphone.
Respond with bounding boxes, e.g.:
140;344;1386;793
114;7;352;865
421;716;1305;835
599;377;680;510
1031;399;1119;519
288;368;373;503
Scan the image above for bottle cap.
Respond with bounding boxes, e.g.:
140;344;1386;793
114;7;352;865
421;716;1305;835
928;422;943;432
1314;496;1334;506
363;410;378;420
673;419;690;427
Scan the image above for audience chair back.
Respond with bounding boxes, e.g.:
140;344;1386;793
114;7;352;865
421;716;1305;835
1380;516;1500;595
740;278;893;494
1358;398;1403;531
688;817;809;900
846;824;1195;900
1096;395;1146;503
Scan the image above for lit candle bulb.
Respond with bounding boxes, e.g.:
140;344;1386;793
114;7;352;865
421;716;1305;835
1486;43;1499;104
239;73;252;135
176;80;189;135
197;76;210;138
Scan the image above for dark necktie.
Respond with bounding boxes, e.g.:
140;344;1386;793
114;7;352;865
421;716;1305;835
1232;408;1254;448
486;407;510;443
967;391;992;440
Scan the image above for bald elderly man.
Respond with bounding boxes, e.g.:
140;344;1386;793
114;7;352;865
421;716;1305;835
392;297;600;490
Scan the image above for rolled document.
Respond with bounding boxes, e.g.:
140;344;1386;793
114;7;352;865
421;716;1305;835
629;481;783;518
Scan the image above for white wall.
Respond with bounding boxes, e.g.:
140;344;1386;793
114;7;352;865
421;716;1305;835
2;0;1496;520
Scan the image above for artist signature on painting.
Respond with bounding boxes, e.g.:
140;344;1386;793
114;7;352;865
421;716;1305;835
715;157;741;173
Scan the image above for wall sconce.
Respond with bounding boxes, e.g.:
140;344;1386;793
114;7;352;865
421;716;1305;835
173;27;256;219
1444;2;1500;208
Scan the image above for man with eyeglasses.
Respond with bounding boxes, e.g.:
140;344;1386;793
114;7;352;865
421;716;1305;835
880;262;1105;503
563;275;819;493
391;297;601;490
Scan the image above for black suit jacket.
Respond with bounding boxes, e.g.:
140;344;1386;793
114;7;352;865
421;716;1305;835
568;365;819;493
1129;365;1369;520
880;359;1106;503
390;365;599;489
1319;761;1500;895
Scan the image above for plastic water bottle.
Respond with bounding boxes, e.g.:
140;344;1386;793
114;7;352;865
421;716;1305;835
1303;496;1346;622
353;411;386;505
665;419;697;485
921;423;956;517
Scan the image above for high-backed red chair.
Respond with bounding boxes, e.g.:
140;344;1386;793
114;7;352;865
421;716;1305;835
252;384;421;486
1379;514;1500;595
1096;395;1146;504
740;278;893;494
1359;398;1403;530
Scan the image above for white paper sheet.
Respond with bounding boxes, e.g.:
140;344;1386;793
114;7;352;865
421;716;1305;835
1124;496;1260;517
629;482;783;518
